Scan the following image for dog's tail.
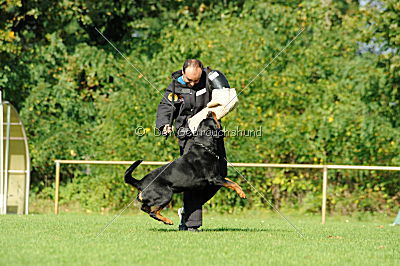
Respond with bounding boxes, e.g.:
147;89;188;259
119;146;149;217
124;160;143;188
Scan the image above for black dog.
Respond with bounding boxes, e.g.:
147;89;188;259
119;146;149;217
124;111;246;225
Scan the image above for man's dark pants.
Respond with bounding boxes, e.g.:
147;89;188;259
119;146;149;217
178;136;227;228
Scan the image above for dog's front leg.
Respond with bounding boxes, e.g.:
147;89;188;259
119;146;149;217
208;177;246;199
224;178;246;198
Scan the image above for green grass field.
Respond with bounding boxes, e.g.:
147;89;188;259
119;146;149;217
0;211;398;265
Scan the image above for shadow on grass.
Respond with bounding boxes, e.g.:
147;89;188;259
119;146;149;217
150;227;290;233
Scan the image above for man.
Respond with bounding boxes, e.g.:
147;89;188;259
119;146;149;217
156;59;233;231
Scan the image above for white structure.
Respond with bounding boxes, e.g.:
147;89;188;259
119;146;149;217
0;90;31;214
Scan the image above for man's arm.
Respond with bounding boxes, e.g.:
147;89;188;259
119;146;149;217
156;84;181;134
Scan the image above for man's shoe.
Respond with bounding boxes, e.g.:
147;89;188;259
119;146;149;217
187;227;201;232
178;208;188;231
179;224;188;231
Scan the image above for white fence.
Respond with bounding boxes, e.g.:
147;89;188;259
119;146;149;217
54;160;400;224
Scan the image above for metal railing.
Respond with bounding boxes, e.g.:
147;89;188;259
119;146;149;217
54;160;400;224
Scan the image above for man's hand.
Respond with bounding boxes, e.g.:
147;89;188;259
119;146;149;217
162;124;173;136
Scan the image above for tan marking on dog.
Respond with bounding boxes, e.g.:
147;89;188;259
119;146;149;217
150;206;174;225
138;191;143;201
211;111;221;129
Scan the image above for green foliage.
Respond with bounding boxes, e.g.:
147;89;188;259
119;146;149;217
359;0;400;127
1;0;399;213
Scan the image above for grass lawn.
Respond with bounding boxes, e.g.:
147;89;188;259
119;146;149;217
0;211;398;265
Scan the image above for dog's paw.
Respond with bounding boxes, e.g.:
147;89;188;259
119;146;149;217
163;218;174;225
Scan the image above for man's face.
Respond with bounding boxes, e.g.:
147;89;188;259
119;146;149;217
182;67;202;88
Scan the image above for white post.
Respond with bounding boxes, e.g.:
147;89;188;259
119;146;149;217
322;166;328;224
55;161;60;215
25;160;31;215
21;113;31;215
3;104;11;214
0;90;3;214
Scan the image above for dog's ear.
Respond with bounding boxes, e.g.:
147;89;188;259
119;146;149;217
207;111;213;118
211;111;221;129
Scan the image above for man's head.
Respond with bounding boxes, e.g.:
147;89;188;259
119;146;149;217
182;59;203;88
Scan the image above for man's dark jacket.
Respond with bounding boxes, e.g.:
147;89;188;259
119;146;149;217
156;68;229;137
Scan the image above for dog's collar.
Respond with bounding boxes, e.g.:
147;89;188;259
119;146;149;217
193;142;220;159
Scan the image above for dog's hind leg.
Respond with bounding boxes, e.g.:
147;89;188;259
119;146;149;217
149;206;174;225
141;189;173;225
222;178;246;199
141;204;151;214
149;190;174;225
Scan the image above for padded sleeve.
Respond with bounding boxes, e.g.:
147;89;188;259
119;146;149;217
208;70;230;90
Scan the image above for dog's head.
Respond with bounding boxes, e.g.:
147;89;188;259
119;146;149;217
194;111;223;142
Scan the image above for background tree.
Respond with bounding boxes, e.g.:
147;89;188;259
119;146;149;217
1;0;398;213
